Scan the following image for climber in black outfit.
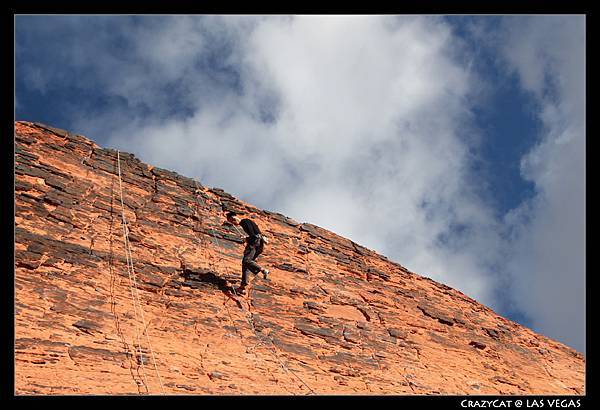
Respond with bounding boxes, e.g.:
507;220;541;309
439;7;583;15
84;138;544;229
225;211;270;294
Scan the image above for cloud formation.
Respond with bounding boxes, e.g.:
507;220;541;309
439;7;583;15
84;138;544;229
16;15;585;352
94;16;503;306
497;16;586;352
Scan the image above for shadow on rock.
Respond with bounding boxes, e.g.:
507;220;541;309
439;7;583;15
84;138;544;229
181;267;243;309
181;267;231;291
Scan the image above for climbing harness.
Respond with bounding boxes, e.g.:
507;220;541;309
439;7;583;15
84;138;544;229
192;182;316;395
113;158;315;394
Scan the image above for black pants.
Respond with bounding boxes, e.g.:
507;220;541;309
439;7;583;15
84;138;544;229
241;237;264;286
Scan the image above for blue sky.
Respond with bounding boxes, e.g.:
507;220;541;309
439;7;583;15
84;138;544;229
448;17;541;218
15;15;585;352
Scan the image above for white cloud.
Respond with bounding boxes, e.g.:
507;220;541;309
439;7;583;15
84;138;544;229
498;16;585;352
99;16;503;308
18;15;585;351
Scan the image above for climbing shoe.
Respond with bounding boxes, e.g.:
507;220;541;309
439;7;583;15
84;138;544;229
262;268;270;280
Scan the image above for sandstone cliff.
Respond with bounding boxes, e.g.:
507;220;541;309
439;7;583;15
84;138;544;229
14;121;585;395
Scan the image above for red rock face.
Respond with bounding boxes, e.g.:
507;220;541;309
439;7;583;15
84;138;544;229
15;121;585;395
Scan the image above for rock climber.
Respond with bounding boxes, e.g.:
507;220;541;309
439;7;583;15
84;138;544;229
225;211;270;294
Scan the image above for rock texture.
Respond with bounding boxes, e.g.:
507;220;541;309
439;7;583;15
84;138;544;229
14;121;585;395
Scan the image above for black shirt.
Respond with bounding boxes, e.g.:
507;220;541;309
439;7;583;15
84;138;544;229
239;218;261;238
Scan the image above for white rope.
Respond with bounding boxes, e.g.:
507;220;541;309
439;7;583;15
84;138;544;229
117;152;150;392
194;184;315;395
117;151;165;395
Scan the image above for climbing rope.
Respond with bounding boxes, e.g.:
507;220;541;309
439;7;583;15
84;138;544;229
116;153;150;392
117;151;165;395
191;182;273;382
191;184;315;395
108;175;148;393
244;301;316;395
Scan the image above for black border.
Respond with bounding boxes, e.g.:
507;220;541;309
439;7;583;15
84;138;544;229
6;1;594;15
5;4;16;404
6;2;593;406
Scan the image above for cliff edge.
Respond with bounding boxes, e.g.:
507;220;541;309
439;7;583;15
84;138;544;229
15;121;585;395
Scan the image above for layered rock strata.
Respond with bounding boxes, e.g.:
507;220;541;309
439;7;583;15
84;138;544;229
14;121;585;395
